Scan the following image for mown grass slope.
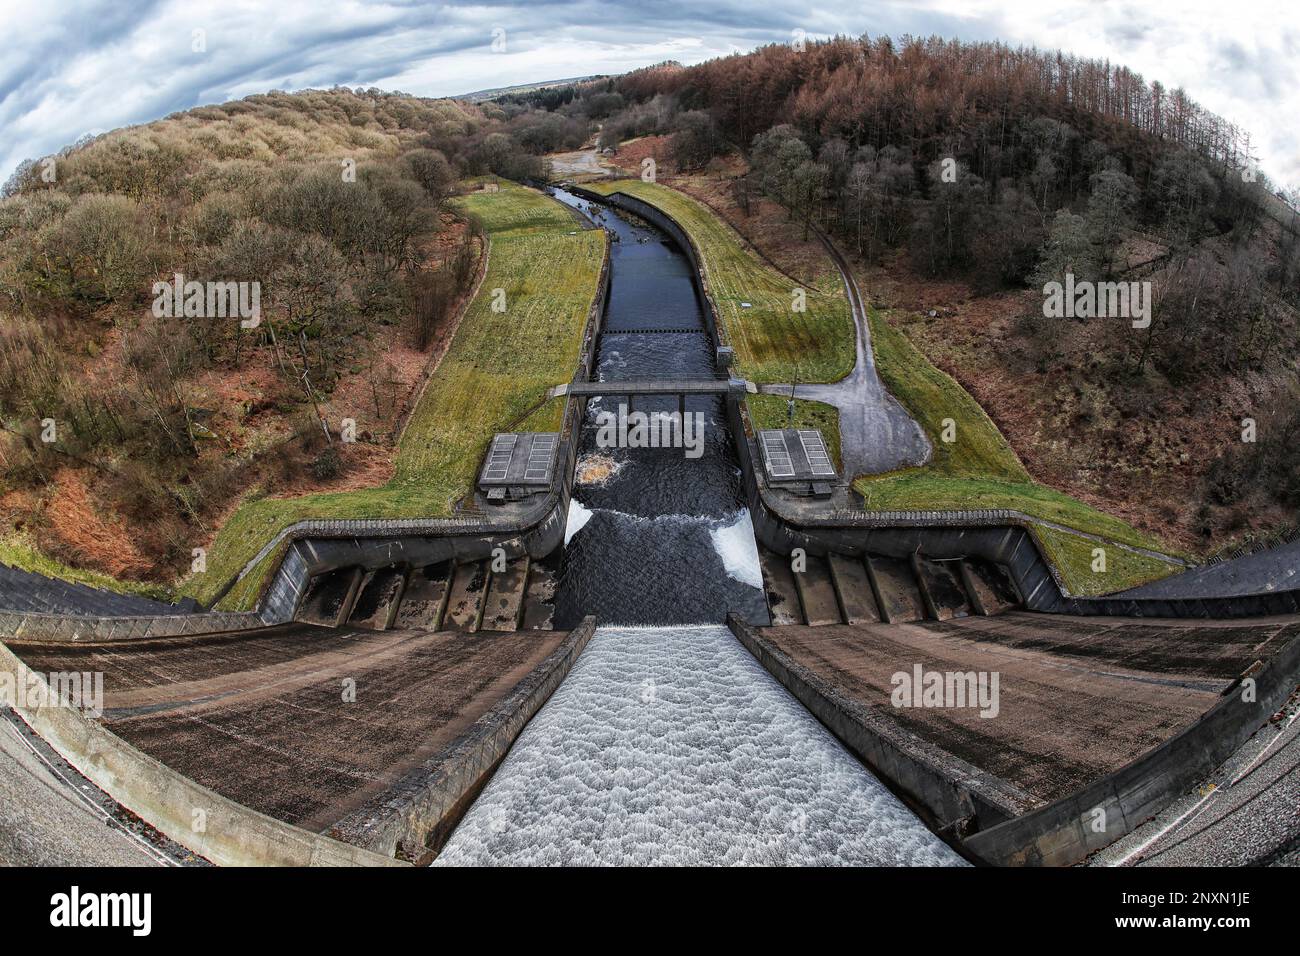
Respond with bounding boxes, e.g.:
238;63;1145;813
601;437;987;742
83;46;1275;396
855;305;1184;594
587;179;854;383
182;179;603;609
587;177;1178;595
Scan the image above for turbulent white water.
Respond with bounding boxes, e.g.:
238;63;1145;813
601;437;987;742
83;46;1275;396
564;499;594;546
434;625;965;867
709;510;764;589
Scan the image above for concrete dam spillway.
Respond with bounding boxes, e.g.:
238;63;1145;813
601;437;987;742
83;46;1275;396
434;624;964;866
6;180;1295;870
433;188;961;864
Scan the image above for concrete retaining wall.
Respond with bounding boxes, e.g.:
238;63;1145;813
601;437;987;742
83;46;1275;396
0;609;267;644
326;616;598;863
0;640;404;867
721;336;1299;620
962;629;1300;866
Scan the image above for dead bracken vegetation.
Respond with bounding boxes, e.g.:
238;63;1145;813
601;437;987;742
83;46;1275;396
0;88;548;587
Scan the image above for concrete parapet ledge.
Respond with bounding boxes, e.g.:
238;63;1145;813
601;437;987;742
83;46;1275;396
962;627;1300;866
0;640;404;867
326;616;598;863
0;609;267;645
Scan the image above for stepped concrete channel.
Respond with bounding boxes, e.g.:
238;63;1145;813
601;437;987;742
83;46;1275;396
3;180;1299;867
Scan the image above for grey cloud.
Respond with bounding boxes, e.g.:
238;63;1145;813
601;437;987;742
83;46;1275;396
1;0;1295;186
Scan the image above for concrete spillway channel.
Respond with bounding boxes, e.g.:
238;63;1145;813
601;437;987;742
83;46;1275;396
435;624;965;866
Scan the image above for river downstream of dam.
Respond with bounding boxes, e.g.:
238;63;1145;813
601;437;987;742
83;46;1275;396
548;186;768;629
433;186;964;866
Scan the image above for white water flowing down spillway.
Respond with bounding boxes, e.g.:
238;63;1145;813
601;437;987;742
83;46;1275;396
435;625;966;866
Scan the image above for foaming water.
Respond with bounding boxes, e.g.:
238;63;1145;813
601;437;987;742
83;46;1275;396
710;510;764;589
434;625;967;866
564;499;594;547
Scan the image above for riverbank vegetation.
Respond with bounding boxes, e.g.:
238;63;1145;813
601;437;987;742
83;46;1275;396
585;179;854;383
529;35;1297;562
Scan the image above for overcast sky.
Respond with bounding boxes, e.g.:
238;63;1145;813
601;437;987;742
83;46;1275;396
2;0;1297;186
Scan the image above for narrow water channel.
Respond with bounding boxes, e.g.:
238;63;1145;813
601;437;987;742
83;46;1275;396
548;187;768;628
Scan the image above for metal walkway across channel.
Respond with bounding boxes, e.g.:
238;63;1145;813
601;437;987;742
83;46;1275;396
551;377;754;398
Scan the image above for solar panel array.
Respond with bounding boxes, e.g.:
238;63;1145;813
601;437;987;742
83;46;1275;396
798;430;836;477
479;432;559;490
482;434;516;483
524;434;557;482
760;431;795;478
758;428;837;483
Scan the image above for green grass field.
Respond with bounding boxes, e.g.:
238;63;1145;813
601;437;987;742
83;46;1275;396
854;306;1184;593
180;178;604;609
588;179;1179;595
457;178;585;235
587;180;854;384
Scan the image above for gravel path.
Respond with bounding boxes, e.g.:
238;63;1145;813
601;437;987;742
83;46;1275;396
758;232;930;478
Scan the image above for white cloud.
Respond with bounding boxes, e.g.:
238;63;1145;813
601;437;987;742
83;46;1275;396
1;0;1296;186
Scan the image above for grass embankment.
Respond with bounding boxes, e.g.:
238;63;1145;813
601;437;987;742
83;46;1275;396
0;533;174;603
855;307;1184;594
586;180;854;384
181;179;603;610
581;178;1176;595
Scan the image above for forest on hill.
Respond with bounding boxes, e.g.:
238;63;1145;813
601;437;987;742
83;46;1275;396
508;36;1299;551
0;88;550;586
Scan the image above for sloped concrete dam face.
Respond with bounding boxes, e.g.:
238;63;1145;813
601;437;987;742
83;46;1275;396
11;624;572;834
435;625;964;866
